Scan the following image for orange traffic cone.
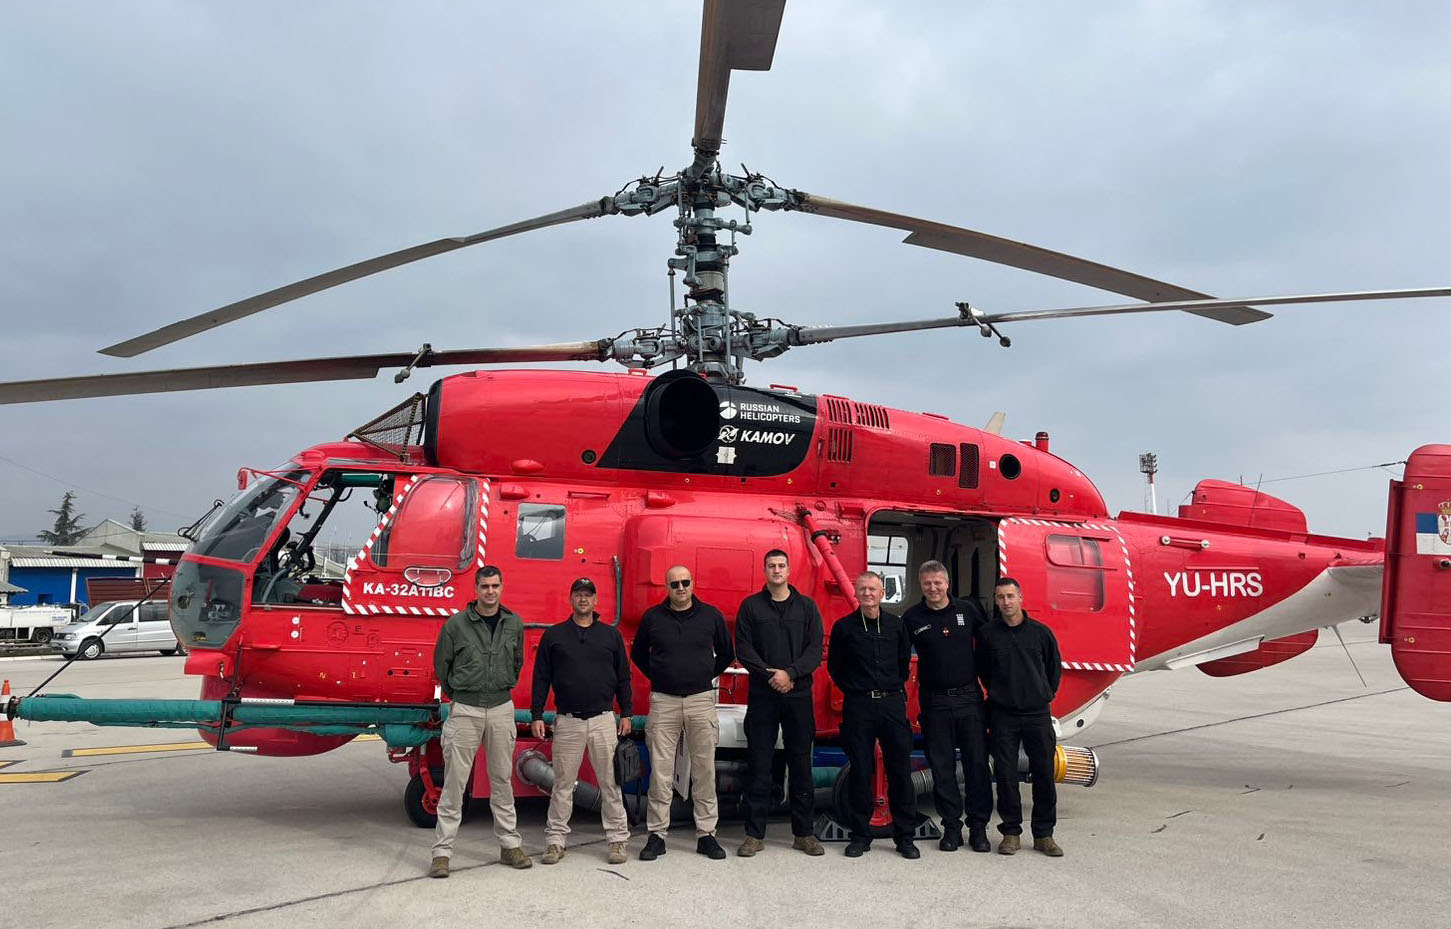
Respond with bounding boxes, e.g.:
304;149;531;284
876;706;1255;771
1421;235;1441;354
0;679;24;748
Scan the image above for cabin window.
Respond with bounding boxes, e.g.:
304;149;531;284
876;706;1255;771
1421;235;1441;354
374;476;475;571
517;504;567;560
1044;534;1105;612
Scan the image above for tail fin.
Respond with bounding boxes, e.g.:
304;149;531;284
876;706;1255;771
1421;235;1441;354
1382;445;1451;701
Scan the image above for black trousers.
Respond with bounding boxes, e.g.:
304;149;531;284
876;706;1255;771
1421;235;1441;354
743;687;816;839
989;708;1057;838
840;692;916;843
920;693;993;830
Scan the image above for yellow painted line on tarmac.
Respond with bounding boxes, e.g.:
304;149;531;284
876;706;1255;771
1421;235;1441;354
0;768;86;784
62;732;381;758
64;741;212;757
0;760;17;770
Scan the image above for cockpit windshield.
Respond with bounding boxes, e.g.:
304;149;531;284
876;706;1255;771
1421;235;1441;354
192;464;311;563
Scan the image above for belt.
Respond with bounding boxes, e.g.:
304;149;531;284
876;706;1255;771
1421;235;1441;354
851;689;905;700
561;710;608;720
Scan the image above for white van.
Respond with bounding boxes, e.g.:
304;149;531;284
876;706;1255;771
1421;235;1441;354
51;601;184;660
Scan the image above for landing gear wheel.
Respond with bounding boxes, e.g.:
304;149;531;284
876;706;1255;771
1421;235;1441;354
405;773;438;828
78;638;103;661
404;770;469;828
831;762;896;840
160;648;178;656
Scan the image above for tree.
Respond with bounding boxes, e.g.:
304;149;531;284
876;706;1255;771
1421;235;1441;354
39;491;86;546
130;507;147;532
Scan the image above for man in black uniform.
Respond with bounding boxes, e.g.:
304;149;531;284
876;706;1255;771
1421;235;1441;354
978;576;1064;857
733;548;826;858
529;577;633;866
903;559;993;853
826;571;920;859
631;565;735;861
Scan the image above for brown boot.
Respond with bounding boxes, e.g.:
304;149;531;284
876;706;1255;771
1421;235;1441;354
792;835;826;857
500;846;534;869
1033;836;1064;857
607;842;627;865
427;856;450;878
737;836;765;857
998;835;1020;856
541;844;566;865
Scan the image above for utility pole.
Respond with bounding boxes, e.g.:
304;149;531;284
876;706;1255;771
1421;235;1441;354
1139;453;1159;515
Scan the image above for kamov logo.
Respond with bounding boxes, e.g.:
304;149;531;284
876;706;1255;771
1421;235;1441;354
720;401;738;420
718;425;739;443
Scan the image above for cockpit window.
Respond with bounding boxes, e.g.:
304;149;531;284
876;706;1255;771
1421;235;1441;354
192;465;311;562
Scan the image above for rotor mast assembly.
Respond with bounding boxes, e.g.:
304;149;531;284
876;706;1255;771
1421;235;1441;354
2;0;1451;403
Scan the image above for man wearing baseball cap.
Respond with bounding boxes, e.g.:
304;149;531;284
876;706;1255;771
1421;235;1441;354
530;577;634;865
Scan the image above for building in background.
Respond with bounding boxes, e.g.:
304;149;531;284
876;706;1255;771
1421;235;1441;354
0;519;186;607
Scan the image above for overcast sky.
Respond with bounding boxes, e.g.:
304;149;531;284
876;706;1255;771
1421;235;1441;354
1;0;1446;542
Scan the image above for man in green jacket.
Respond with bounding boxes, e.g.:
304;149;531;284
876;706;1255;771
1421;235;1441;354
429;565;531;878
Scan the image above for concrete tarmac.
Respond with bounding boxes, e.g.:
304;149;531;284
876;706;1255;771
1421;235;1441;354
2;622;1447;929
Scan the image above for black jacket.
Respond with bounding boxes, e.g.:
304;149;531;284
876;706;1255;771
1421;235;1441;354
827;607;911;695
903;596;988;697
734;584;824;695
977;611;1062;712
530;615;632;720
631;597;734;697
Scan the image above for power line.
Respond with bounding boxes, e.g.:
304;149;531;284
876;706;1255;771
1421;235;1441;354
0;455;193;522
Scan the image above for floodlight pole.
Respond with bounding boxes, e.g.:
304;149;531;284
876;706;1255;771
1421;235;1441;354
1139;452;1159;515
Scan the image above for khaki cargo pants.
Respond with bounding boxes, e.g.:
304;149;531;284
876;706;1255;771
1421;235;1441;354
645;690;719;838
432;699;520;858
545;713;630;846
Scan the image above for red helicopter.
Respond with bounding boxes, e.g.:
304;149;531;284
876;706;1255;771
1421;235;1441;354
4;1;1450;833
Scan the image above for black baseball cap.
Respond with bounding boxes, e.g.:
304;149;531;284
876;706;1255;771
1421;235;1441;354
570;577;597;594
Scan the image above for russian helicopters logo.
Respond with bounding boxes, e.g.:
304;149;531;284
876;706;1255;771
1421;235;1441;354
404;566;453;588
719;398;803;424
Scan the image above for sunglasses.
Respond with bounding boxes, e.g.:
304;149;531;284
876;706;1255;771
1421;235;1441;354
668;579;692;590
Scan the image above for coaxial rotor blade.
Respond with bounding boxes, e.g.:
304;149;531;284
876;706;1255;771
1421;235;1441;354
99;199;619;358
978;286;1451;325
790;193;1270;325
786;286;1451;349
0;342;608;405
689;0;787;176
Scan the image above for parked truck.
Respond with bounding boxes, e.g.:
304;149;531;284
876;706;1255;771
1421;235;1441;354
0;605;74;644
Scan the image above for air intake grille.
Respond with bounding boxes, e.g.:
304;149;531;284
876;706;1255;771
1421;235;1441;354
827;427;854;462
853;402;890;430
822;396;853;423
959;443;980;489
929;443;957;476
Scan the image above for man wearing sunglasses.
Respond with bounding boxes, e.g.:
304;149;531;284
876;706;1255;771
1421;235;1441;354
631;565;735;861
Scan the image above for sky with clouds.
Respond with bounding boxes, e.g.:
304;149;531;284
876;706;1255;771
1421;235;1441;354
1;0;1446;542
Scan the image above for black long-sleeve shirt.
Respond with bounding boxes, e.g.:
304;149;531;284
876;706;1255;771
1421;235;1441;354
977;611;1062;713
630;597;734;697
827;607;911;695
734;584;824;695
530;615;632;720
903;596;988;697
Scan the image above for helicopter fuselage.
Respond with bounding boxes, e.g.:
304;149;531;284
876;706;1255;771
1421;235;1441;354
166;368;1389;757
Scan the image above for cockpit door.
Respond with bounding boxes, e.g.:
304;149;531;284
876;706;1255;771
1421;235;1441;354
342;475;490;616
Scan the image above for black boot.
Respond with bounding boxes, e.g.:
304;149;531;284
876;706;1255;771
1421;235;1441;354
938;824;963;852
967;824;991;853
